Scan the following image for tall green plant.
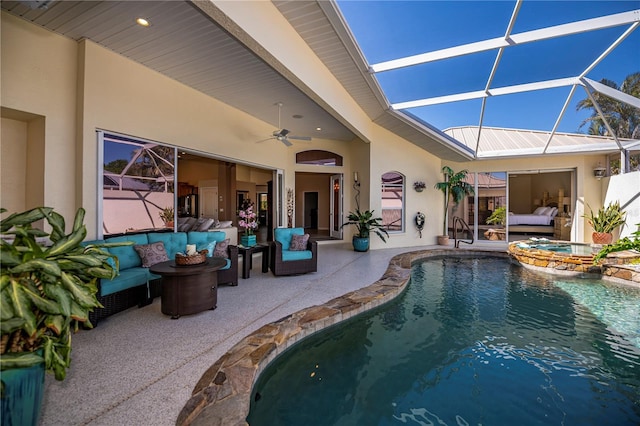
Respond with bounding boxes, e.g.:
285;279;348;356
434;166;475;236
341;209;389;242
582;201;626;233
486;206;507;226
1;207;119;381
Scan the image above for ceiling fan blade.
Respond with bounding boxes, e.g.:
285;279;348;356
288;135;312;141
256;137;275;144
281;137;293;147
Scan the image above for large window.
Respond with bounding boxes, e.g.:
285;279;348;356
100;132;175;236
381;171;404;232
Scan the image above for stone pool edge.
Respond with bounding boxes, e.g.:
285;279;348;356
507;242;640;288
176;248;507;426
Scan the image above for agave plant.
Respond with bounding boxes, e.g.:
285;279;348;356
0;207;120;381
582;201;626;234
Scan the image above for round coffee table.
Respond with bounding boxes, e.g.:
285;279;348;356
150;257;226;319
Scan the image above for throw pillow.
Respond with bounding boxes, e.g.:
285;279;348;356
190;217;207;232
197;241;216;257
196;218;215;232
213;238;230;258
134;242;169;267
290;233;310;251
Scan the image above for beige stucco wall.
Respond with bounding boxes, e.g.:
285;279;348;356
1;13;78;221
369;127;443;249
1;117;27;213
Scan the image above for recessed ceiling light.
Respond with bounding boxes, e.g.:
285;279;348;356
136;17;150;27
316;127;322;131
292;114;303;119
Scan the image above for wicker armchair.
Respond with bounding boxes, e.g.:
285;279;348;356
269;227;318;276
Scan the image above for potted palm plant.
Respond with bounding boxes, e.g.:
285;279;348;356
1;207;119;425
434;166;474;245
341;209;389;252
583;201;626;245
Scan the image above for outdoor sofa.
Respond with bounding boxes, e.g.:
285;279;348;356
83;230;238;325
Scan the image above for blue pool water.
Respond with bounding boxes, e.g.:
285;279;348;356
517;240;597;256
248;256;640;425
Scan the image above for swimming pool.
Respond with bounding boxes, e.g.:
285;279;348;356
248;256;640;425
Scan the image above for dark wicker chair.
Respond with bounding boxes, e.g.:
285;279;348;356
269;228;318;276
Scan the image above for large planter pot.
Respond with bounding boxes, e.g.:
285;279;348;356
241;234;257;247
437;235;450;246
592;232;613;245
352;236;370;252
1;359;45;426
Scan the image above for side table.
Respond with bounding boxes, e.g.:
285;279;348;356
237;243;269;279
150;257;226;319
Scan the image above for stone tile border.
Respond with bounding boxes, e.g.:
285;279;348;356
176;246;638;425
507;241;640;288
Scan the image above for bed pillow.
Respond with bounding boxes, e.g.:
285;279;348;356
134;242;169;267
533;207;549;215
548;207;559;217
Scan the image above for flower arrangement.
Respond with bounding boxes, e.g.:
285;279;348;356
413;181;426;192
238;199;258;235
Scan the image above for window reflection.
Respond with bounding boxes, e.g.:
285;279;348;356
381;171;404;232
102;133;175;236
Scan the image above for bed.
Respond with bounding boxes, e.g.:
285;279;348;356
508;206;558;234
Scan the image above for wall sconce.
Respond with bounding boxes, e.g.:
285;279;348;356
353;171;360;188
593;164;606;180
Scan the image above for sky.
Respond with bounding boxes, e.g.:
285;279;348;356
336;0;640;134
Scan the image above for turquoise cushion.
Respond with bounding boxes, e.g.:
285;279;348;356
105;234;148;270
187;231;227;245
282;250;313;261
196;241;216;257
274;227;304;251
218;258;231;270
99;268;148;296
148;232;187;259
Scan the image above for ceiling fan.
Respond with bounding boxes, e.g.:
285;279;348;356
265;102;312;147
